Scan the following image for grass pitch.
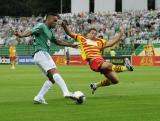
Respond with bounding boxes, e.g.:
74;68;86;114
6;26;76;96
0;65;160;121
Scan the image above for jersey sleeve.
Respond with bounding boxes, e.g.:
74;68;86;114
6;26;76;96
101;38;107;45
97;38;107;48
31;23;44;35
72;33;81;41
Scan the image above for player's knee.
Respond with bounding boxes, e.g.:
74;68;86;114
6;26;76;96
111;79;119;84
47;76;55;84
48;68;58;75
47;70;55;84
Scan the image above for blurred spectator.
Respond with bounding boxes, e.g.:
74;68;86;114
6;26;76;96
65;48;70;65
1;9;160;47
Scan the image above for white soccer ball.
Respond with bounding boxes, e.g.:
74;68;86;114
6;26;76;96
73;91;86;104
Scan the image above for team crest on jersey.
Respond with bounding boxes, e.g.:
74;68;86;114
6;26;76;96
86;39;98;46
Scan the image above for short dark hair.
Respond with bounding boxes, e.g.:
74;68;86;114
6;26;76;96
46;13;60;19
88;28;97;33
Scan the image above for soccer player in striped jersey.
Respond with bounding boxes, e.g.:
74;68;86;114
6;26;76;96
61;21;133;94
9;43;17;69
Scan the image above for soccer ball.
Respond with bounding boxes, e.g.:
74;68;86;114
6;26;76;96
73;91;86;104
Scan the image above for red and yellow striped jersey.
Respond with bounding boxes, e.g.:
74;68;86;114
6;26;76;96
9;46;16;57
73;34;107;60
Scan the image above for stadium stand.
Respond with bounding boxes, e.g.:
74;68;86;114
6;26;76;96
0;44;64;56
0;10;160;56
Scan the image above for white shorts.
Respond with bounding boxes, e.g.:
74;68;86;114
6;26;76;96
33;51;57;75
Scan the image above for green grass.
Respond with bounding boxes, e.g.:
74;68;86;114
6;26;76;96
0;65;160;121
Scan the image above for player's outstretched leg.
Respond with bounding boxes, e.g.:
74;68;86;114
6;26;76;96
101;61;133;73
90;79;111;94
33;80;53;104
52;73;78;101
90;71;119;94
101;59;133;72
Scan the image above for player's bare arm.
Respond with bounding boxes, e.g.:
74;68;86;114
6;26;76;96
54;39;78;48
14;31;32;38
56;20;78;48
60;21;75;38
105;26;125;47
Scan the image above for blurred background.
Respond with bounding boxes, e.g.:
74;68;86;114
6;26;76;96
0;0;160;66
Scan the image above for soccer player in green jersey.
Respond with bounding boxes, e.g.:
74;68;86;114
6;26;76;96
15;13;78;104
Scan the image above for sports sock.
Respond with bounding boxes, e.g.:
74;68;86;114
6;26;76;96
112;65;127;72
96;80;111;87
36;80;53;99
53;73;70;97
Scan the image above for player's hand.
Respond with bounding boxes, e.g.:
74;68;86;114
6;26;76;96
70;44;79;48
57;20;63;25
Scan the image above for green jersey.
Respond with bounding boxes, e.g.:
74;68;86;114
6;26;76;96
31;23;56;52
